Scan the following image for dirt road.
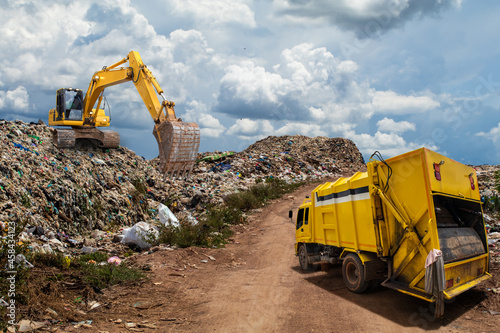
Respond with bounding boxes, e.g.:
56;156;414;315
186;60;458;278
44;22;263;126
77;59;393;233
92;182;499;332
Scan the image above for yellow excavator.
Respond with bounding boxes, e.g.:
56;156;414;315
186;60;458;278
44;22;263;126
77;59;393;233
48;51;200;176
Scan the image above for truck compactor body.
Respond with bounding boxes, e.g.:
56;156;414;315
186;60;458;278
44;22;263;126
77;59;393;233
294;148;491;316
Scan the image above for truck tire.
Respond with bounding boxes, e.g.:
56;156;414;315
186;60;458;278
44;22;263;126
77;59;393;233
342;253;369;293
298;244;314;271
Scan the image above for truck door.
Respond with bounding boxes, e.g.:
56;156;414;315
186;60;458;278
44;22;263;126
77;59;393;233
295;207;311;241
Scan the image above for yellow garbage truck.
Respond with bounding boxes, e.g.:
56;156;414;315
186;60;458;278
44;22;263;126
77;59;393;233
293;148;490;316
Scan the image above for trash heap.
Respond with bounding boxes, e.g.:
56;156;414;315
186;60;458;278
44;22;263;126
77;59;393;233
196;135;365;182
476;165;500;198
476;164;500;264
0;120;365;239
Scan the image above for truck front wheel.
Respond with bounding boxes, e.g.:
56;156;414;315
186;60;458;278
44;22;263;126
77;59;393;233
298;244;314;271
342;253;369;293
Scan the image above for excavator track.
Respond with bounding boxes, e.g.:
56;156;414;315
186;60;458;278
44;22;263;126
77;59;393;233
53;128;120;149
153;121;200;177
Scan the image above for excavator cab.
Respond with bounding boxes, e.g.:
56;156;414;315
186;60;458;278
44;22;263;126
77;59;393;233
49;87;118;151
51;88;84;123
55;88;84;121
50;88;110;126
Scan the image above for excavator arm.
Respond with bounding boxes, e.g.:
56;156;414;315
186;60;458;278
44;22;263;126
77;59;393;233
49;51;200;176
82;51;177;125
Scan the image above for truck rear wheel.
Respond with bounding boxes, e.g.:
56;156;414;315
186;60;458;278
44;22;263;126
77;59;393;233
342;253;369;293
298;244;314;271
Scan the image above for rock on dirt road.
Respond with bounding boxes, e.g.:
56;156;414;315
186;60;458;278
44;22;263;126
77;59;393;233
87;181;499;333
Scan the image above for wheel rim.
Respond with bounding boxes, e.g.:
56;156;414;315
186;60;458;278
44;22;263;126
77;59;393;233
346;261;359;285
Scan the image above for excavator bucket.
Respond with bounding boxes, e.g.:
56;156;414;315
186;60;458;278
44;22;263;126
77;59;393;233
153;121;200;177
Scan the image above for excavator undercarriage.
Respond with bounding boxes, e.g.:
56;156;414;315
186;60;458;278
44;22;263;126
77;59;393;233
52;128;120;149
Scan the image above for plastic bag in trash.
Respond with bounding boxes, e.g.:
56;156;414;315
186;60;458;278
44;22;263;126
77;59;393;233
158;204;179;227
186;213;198;226
15;254;34;268
121;222;158;249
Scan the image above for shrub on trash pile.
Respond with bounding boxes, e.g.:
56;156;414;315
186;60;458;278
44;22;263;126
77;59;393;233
225;177;305;211
484;196;500;215
24;251;144;291
149;205;243;248
30;252;67;269
5;251;145;326
149;178;304;248
76;252;144;290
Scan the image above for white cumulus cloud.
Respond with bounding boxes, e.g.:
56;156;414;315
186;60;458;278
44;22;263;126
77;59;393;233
170;0;256;28
0;86;29;112
275;123;328;137
182;100;226;138
377;117;416;133
477;123;500;145
372;91;440;114
226;118;274;140
217;43;373;123
344;129;438;158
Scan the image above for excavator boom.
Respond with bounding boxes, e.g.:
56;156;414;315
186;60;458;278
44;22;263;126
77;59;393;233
48;51;200;176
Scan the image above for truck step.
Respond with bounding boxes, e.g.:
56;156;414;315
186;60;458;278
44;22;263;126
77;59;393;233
381;280;434;302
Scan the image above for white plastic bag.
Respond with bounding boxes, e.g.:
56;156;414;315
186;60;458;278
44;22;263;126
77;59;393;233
186;212;198;226
158;203;179;227
121;222;158;249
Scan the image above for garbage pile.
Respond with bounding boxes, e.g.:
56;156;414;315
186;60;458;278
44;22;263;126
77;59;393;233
476;165;500;198
0;120;365;239
476;164;500;263
196;135;365;181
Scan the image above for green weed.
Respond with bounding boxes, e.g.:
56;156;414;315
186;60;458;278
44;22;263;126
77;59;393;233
149;178;304;248
20;192;31;208
225;177;304;211
78;252;108;264
30;252;66;269
132;177;147;195
79;261;144;290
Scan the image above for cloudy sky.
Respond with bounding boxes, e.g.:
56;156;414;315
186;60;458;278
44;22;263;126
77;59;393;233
1;0;500;164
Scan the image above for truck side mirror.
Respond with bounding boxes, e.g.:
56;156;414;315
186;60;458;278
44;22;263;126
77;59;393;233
289;210;293;219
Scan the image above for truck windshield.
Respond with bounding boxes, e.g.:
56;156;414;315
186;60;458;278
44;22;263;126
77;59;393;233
296;208;304;230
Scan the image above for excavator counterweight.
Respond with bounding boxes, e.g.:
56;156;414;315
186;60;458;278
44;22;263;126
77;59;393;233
48;51;200;176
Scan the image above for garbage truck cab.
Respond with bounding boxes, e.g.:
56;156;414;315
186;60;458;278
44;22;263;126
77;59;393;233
293;148;491;317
